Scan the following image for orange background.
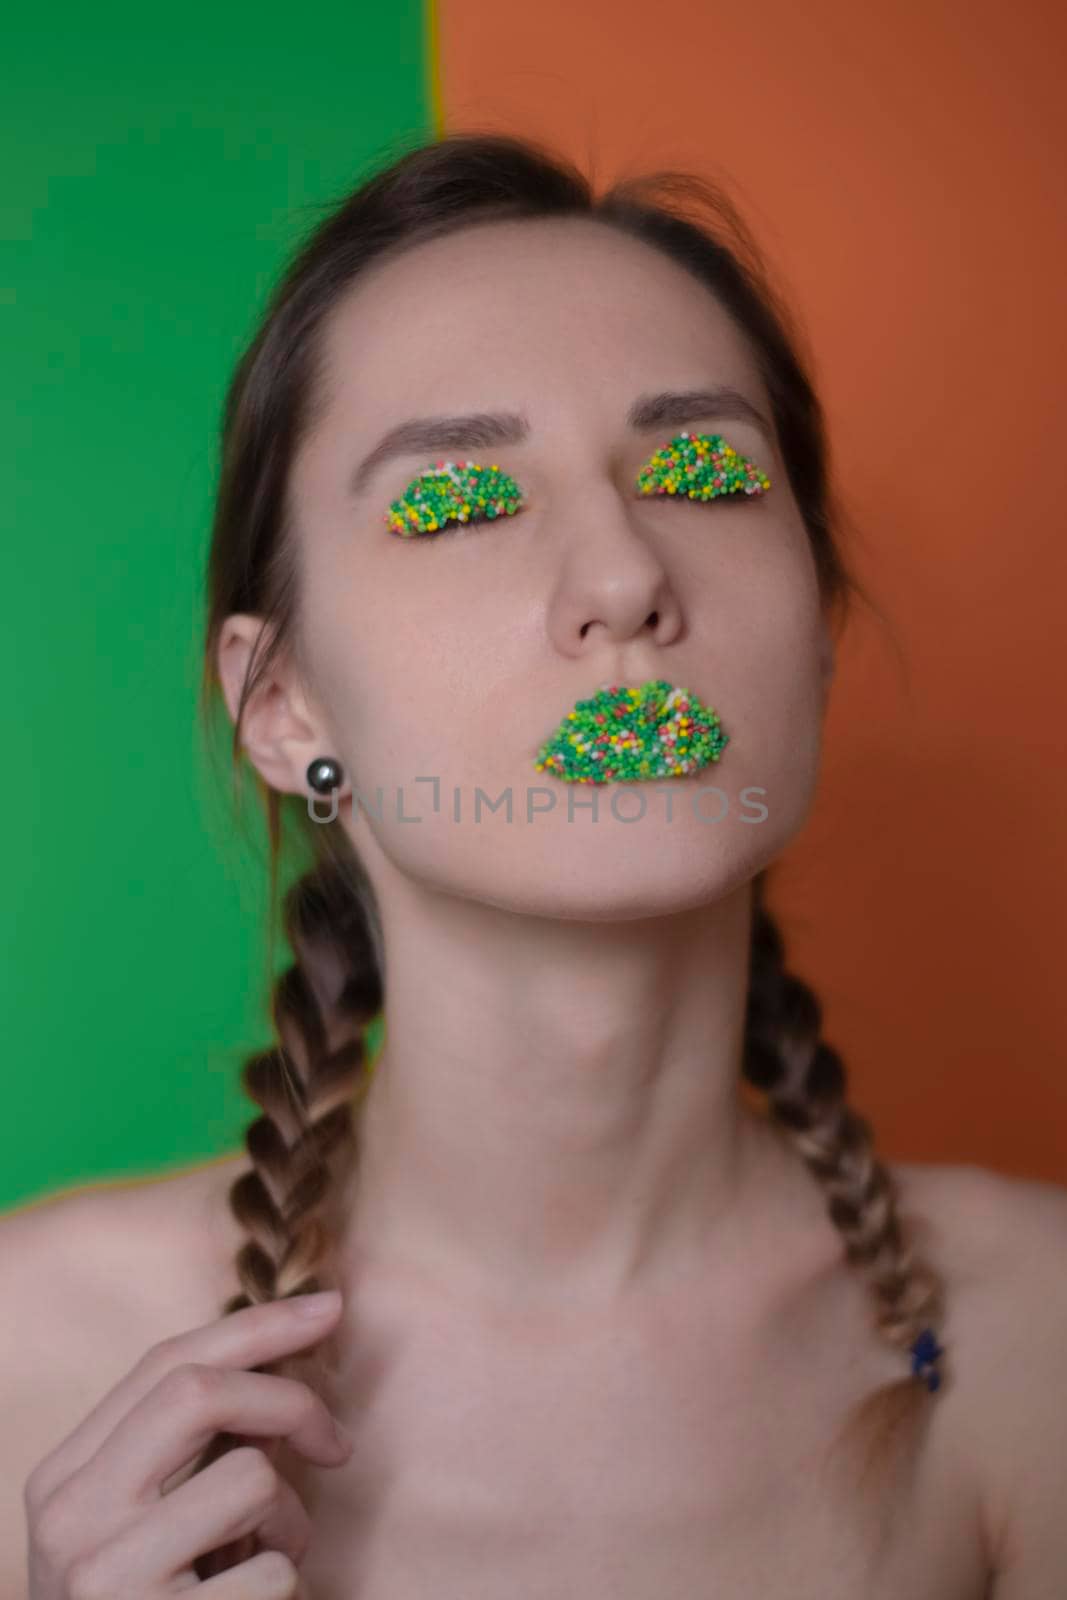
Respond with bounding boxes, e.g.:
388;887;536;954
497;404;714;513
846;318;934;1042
433;0;1067;1180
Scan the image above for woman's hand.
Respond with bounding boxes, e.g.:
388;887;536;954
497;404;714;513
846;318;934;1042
24;1289;351;1597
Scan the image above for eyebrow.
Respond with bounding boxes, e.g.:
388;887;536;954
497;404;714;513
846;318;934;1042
346;385;774;500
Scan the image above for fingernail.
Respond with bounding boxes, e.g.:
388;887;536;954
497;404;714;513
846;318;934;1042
292;1289;341;1317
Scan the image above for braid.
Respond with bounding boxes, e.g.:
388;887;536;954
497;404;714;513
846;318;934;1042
191;846;382;1578
742;870;947;1482
193;855;941;1570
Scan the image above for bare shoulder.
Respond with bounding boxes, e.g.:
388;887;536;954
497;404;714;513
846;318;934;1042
0;1155;247;1586
889;1157;1067;1589
887;1154;1067;1339
888;1155;1067;1276
0;1151;248;1337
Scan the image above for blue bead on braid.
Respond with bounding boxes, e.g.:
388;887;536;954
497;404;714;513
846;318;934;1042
910;1326;944;1392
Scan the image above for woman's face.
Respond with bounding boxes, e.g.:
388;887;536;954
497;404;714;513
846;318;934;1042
284;215;834;920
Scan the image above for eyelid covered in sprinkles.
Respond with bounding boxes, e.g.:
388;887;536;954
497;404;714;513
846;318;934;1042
383;430;769;540
385;460;524;537
635;431;771;502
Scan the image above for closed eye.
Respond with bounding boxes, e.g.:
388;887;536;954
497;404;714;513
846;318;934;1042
383;430;770;545
635;431;771;504
384;460;524;543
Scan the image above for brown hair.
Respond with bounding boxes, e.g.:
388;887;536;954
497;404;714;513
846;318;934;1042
194;129;946;1576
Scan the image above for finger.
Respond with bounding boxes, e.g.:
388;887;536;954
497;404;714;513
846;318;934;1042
195;1550;300;1599
63;1446;312;1590
27;1292;344;1504
76;1362;351;1510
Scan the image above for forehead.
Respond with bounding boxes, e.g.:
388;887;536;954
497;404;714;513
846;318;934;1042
311;216;767;439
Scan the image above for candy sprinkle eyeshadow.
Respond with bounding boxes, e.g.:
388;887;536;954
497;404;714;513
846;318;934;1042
636;431;770;501
385;460;524;537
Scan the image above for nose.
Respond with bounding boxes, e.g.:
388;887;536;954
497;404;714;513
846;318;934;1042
545;493;684;658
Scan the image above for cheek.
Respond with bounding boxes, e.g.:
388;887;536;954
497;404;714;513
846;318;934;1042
751;577;826;745
714;509;824;663
296;563;400;750
714;525;827;778
302;538;525;799
312;616;495;804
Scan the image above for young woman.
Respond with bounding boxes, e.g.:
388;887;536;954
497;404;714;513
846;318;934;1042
10;131;1067;1598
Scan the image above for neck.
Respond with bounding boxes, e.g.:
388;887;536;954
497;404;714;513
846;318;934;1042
340;877;811;1313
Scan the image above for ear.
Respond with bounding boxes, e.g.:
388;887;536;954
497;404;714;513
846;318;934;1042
215;614;344;799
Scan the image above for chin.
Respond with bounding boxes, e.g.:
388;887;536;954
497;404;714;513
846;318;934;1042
457;822;776;925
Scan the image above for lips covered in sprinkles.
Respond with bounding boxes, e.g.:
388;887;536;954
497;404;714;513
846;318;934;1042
535;680;729;784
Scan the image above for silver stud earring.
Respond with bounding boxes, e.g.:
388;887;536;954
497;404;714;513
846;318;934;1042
306;756;344;794
306;756;344;823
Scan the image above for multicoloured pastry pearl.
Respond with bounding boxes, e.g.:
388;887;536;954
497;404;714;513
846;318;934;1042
385;460;524;537
535;680;729;784
635;431;770;501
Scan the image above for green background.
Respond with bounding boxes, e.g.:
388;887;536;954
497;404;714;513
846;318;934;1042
1;6;430;1214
